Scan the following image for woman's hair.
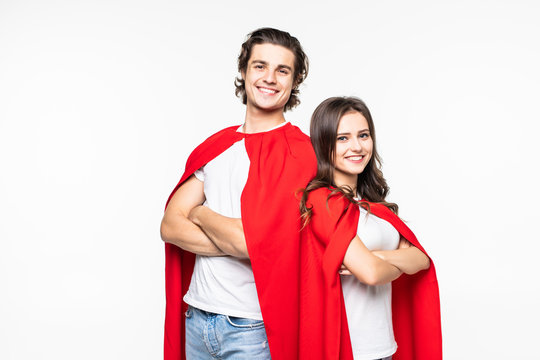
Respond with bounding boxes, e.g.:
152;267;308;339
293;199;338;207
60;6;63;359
299;96;398;226
234;27;309;112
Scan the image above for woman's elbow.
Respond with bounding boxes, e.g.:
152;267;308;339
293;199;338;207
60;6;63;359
417;252;431;272
404;255;431;275
358;268;383;286
421;256;431;271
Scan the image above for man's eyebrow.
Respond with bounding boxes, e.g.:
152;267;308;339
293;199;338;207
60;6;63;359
277;64;293;71
250;60;268;65
250;60;292;71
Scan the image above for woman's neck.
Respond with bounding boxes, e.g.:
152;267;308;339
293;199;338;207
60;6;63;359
333;173;358;194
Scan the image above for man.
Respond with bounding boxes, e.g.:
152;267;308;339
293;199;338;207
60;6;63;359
161;28;316;359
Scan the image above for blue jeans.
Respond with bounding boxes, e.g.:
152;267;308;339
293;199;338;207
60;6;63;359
185;305;271;359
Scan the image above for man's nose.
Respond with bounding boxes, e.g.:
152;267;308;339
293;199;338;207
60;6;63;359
263;69;277;83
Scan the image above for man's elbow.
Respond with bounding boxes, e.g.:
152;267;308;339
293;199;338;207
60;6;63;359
231;232;249;258
160;221;171;243
160;219;181;244
228;219;248;258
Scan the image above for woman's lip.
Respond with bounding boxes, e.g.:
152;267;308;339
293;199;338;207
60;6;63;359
345;156;364;163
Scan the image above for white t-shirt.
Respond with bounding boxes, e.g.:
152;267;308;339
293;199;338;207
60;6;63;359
340;206;400;360
183;122;288;320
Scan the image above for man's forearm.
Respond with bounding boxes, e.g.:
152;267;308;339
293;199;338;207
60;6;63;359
189;205;249;258
161;212;226;256
160;175;226;256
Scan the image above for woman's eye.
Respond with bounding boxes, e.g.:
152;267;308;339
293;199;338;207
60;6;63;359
337;136;347;141
359;133;369;139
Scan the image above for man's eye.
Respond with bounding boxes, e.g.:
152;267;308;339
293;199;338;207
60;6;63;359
279;69;289;74
255;65;264;69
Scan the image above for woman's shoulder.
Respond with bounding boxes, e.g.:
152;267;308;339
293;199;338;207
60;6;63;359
307;187;354;220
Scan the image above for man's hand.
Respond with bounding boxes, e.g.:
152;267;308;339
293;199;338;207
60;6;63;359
188;205;249;259
160;175;225;256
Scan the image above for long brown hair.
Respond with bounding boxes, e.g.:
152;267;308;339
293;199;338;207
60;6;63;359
234;27;309;112
300;96;398;226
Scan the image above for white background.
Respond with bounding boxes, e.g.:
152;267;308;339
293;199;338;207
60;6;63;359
1;0;539;359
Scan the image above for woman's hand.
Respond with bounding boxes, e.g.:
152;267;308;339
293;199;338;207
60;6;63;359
372;236;430;275
398;237;411;249
339;264;353;276
342;235;402;285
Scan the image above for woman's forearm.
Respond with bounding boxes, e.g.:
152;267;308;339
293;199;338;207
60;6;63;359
343;236;403;286
372;247;430;275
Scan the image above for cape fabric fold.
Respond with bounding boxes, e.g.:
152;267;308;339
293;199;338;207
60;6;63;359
298;188;442;360
163;123;317;360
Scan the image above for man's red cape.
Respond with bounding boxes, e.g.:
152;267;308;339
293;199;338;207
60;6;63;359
299;187;442;360
163;123;317;360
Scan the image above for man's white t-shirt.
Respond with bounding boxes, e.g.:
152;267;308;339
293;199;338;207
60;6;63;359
340;206;400;360
183;122;288;320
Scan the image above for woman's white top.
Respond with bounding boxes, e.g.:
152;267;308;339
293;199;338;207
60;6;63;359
183;121;288;320
340;205;400;360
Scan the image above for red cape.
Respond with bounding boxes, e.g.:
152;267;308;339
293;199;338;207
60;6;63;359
299;187;442;360
163;122;317;360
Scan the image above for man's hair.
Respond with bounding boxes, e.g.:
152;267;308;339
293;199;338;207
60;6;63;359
234;28;309;112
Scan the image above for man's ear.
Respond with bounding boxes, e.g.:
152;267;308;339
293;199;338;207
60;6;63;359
294;73;301;87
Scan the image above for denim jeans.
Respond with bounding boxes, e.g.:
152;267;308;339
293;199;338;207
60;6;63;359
185;305;271;359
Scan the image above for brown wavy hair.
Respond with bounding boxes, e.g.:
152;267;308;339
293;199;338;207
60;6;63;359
299;96;398;226
234;27;309;112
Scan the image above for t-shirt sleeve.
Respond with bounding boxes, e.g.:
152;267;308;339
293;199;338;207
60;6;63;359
193;166;205;182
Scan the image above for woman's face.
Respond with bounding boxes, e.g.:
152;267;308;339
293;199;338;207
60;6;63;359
333;111;373;189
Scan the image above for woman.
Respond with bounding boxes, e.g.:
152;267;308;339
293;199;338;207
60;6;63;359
298;97;442;360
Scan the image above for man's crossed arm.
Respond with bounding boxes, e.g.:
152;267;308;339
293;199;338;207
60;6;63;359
160;175;249;258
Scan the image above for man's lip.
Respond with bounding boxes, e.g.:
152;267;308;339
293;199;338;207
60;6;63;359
257;86;279;94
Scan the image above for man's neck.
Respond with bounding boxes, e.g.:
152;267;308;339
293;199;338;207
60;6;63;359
242;106;286;134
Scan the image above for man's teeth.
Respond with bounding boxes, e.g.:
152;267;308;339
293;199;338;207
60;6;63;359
259;88;277;94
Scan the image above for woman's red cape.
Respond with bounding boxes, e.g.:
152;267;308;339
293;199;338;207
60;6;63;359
163;123;317;360
299;187;442;360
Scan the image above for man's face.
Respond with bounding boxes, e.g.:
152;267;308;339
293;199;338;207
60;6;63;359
242;43;295;113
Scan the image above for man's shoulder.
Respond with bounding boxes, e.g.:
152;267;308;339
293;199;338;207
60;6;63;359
284;123;311;143
281;123;315;163
184;125;242;169
203;125;241;142
190;125;240;152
